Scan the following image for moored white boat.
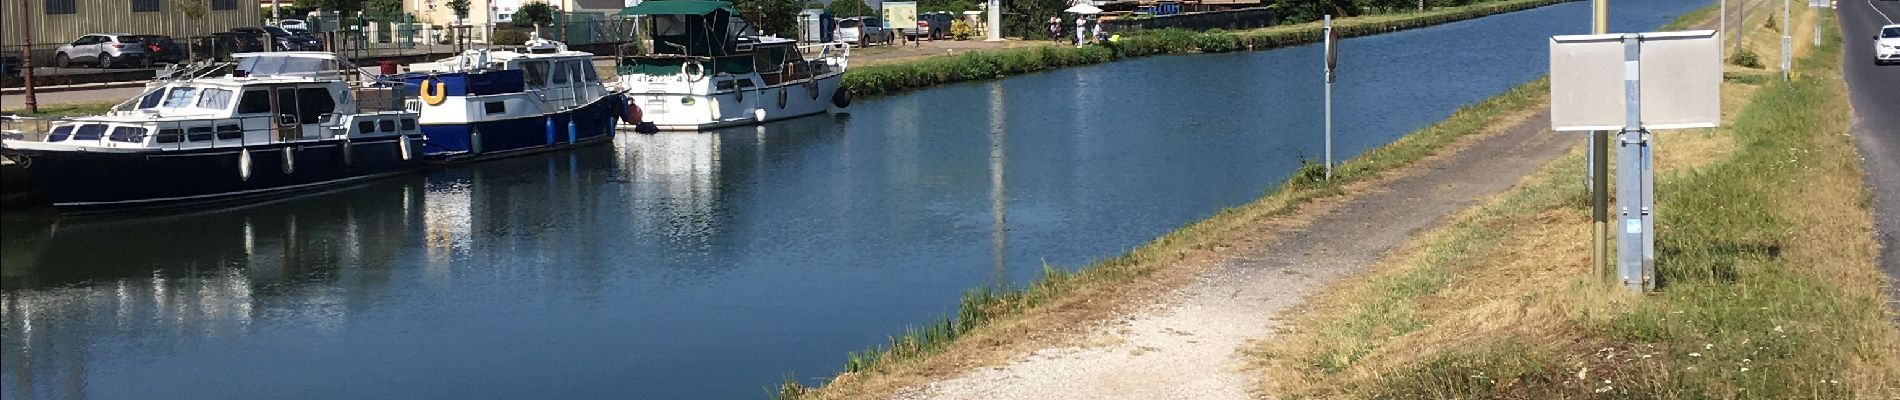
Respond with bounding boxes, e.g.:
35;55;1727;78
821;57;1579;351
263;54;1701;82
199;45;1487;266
614;0;852;132
0;53;423;212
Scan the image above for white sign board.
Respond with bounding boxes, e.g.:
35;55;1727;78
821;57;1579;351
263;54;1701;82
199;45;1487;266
1549;31;1722;132
1809;0;1830;8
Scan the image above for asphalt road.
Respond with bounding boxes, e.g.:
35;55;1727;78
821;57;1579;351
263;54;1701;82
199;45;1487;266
1837;0;1900;309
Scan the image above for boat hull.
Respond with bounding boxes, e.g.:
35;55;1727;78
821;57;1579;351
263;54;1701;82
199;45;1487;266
2;136;421;212
419;94;625;163
624;72;843;131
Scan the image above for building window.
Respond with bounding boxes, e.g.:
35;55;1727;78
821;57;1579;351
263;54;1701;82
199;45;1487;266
132;0;159;12
211;0;236;10
44;0;75;14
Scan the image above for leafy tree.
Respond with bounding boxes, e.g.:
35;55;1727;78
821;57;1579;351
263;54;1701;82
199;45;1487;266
368;0;402;18
734;0;803;36
1265;0;1361;24
515;1;557;31
1002;0;1062;38
446;0;471;21
919;0;977;13
824;0;873;17
176;0;208;36
309;0;364;15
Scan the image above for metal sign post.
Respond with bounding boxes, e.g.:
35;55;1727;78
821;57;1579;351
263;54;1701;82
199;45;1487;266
1323;15;1336;180
1551;31;1721;292
1615;35;1655;292
1782;0;1792;80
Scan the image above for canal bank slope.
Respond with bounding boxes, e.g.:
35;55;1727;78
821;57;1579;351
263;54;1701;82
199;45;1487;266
1252;5;1900;399
777;5;1746;400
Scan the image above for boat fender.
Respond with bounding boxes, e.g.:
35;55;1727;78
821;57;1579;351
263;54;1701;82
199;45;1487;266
567;120;578;144
778;88;788;109
806;80;819;100
832;89;852;109
621;101;643;125
735;86;746;102
420;77;448;106
341;138;353;167
682;61;707;82
238;148;252;181
754;108;766;122
545;117;557;146
399;135;414;161
282;147;296;174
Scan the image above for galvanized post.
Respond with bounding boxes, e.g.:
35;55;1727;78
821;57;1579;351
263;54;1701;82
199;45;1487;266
1721;0;1727;61
1782;0;1792;80
1323;14;1334;180
1616;34;1654;292
1591;0;1610;284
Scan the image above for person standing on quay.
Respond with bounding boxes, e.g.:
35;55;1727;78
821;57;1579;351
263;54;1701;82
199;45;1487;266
1074;14;1087;46
1049;15;1063;43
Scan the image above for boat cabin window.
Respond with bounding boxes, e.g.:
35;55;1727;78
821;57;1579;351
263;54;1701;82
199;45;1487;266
359;120;376;133
215;124;242;140
484;101;506;115
72;124;108;141
186;126;213;141
552;60;573;85
196;89;233;110
137;90;165;109
378;120;396;132
160;87;198;108
522;61;551;89
563;59;592;83
237;90;272;114
155;128;183;144
108;127;147;143
48;125;74;141
295;88;335;124
237;55;341;78
401;118;416;131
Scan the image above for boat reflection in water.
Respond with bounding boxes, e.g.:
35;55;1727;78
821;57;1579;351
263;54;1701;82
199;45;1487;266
0;112;849;399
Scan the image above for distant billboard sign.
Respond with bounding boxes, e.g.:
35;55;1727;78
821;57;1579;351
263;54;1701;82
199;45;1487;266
1549;31;1722;132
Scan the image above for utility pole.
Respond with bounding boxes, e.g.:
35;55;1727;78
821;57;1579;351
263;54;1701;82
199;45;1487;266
1590;0;1609;284
20;0;37;114
1720;0;1726;59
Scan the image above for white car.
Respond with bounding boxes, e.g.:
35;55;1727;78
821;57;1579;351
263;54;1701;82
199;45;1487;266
837;17;894;47
52;33;150;69
1878;24;1900;65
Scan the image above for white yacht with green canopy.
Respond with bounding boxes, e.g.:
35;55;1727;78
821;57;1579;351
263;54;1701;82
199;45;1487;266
613;0;853;131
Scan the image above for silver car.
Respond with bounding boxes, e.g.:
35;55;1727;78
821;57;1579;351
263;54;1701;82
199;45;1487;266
53;33;150;69
837;17;894;47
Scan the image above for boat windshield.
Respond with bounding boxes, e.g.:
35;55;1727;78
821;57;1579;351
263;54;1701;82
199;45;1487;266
237;55;343;78
135;86;235;111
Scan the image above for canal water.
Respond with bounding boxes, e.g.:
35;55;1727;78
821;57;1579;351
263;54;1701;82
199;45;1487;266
1;1;1706;398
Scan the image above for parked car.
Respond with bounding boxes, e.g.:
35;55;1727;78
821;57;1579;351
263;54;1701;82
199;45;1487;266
277;19;309;31
837;17;894;47
1;53;20;77
52;33;151;68
196;32;268;60
1877;24;1900;65
231;26;323;51
911;12;954;40
125;35;186;65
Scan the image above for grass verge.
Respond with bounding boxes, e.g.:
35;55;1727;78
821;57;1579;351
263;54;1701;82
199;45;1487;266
776;77;1555;399
1;101;117;117
841;0;1572;97
1249;9;1900;399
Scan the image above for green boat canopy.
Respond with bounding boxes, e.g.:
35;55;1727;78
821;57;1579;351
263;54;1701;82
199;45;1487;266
618;0;736;16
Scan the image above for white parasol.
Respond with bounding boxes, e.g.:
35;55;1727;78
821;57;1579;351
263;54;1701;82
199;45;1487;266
1064;4;1103;14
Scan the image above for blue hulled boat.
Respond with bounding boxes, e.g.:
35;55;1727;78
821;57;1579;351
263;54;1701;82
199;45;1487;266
403;38;628;163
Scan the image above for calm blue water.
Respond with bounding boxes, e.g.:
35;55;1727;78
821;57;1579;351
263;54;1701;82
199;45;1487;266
0;1;1706;398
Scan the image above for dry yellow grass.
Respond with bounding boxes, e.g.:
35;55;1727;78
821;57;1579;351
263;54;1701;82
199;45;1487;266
1249;7;1900;399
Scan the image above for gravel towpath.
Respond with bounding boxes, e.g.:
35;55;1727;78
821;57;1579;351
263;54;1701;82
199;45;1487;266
893;110;1574;400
